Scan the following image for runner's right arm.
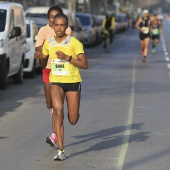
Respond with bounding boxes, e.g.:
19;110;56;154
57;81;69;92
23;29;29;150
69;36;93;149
34;27;49;68
135;18;143;32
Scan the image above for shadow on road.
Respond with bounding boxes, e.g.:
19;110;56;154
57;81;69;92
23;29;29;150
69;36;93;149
66;123;150;159
0;75;43;118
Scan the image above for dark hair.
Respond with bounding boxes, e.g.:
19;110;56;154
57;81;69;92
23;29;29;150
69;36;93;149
47;5;63;19
53;13;68;26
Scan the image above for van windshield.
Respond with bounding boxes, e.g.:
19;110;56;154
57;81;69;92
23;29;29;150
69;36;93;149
76;15;90;26
26;13;47;18
0;9;6;32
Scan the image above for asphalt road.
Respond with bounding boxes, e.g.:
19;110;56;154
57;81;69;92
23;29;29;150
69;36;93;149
1;19;170;170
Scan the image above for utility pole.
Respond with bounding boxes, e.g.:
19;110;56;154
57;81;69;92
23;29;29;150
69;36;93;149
67;0;76;12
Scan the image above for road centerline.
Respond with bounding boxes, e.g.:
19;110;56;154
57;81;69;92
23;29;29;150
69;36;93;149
116;57;136;170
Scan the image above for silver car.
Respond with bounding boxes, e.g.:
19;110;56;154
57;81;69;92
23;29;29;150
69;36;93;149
75;13;98;46
72;17;85;44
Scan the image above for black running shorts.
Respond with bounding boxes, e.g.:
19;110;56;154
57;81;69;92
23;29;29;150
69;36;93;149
139;32;150;40
50;82;81;93
151;35;160;40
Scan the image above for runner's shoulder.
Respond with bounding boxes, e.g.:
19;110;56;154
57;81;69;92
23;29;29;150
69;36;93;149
38;24;49;33
44;36;54;45
70;36;83;46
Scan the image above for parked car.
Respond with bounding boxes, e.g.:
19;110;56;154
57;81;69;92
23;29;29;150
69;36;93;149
113;15;121;34
72;17;85;44
115;14;124;32
24;19;39;78
0;2;26;89
75;13;98;46
120;13;129;30
93;15;103;44
116;13;129;31
97;15;105;25
62;8;76;31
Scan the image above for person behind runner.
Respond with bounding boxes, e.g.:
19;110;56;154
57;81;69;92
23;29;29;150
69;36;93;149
34;5;72;147
135;9;150;62
38;13;88;161
132;11;138;29
102;12;115;48
150;13;164;53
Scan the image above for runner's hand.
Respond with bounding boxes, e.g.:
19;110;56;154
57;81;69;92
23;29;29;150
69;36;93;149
141;28;144;33
34;51;42;59
56;50;70;60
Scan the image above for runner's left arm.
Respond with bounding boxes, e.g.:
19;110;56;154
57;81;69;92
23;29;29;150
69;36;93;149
160;21;164;35
56;51;88;69
149;21;153;30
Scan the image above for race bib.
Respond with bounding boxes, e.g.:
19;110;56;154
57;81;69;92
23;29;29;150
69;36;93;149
142;27;149;34
51;59;69;75
152;29;159;35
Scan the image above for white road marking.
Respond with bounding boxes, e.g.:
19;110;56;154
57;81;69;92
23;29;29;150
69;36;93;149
165;57;170;61
167;64;170;69
164;52;169;56
116;57;136;170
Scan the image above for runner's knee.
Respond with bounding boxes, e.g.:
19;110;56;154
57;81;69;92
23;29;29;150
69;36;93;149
68;112;79;125
46;99;52;109
53;107;63;117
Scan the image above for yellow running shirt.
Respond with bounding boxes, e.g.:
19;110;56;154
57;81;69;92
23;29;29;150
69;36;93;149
42;35;84;83
35;24;72;69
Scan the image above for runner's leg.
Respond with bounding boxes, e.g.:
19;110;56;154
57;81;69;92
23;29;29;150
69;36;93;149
140;40;144;54
66;91;81;125
155;38;159;46
43;69;57;147
143;37;150;57
51;85;65;150
152;38;156;53
44;82;52;108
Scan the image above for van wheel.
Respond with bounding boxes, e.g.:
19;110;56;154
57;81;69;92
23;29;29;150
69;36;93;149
13;61;24;84
0;64;8;89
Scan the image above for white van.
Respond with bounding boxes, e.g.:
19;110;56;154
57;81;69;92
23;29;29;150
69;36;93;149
0;1;26;89
24;18;39;78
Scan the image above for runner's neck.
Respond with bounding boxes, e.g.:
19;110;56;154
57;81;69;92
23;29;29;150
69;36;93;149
54;34;68;43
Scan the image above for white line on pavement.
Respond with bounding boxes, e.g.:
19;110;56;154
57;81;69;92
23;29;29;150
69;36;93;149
164;52;169;56
167;64;170;69
116;57;136;170
165;57;170;62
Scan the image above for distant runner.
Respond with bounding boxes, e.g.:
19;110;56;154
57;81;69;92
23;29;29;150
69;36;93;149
150;14;164;53
135;9;150;62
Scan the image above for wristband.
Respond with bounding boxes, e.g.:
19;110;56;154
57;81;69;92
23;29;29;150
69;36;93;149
68;56;72;62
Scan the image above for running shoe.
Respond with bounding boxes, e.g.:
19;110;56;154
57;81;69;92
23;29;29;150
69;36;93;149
54;149;66;161
45;133;57;147
152;49;156;53
142;57;146;63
